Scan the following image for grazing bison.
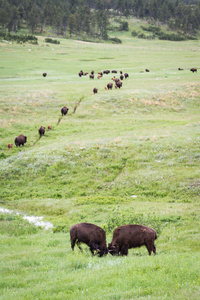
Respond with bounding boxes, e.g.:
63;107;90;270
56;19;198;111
93;87;98;94
120;74;124;80
145;69;150;72
178;68;183;71
91;70;94;75
89;74;94;79
15;135;27;147
108;224;157;256
61;106;69;116
124;73;129;79
79;70;83;77
120;70;123;74
107;82;113;90
190;68;197;73
38;126;45;138
112;70;117;73
43;72;47;77
103;70;110;74
115;80;122;88
70;223;108;257
7;143;13;150
47;124;52;130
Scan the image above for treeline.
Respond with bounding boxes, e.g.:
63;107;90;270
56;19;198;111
0;0;200;39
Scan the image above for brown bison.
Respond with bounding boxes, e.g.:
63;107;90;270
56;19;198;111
112;70;117;73
103;70;110;74
47;124;52;130
61;106;69;116
43;72;47;77
115;80;122;88
124;73;129;79
89;74;94;79
38;126;45;138
178;68;183;71
107;82;113;90
190;68;197;73
93;87;98;94
108;224;157;256
79;70;83;77
7;143;13;150
15;135;27;147
70;223;108;257
120;74;124;80
145;69;150;72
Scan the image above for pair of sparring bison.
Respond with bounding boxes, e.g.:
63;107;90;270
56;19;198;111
70;222;157;257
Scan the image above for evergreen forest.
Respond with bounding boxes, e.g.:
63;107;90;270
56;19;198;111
1;0;200;40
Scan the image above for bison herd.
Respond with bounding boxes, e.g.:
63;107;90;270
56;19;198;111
78;69;130;94
70;222;157;257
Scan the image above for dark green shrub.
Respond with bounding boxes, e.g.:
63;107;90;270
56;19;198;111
109;37;122;44
45;38;60;44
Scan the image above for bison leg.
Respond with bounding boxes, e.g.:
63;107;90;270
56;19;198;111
120;244;129;256
77;242;83;252
146;241;155;256
71;237;76;251
153;244;156;255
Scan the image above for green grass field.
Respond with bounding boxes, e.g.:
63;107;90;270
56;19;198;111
0;32;200;299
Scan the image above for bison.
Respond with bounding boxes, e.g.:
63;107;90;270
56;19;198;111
124;73;129;79
112;70;117;73
103;70;110;74
107;82;113;90
70;223;108;257
15;135;27;147
115;80;122;88
145;69;150;72
190;68;197;73
93;87;98;94
47;124;52;130
79;70;83;77
61;106;69;116
7;143;13;150
38;126;45;138
108;224;157;256
120;74;124;80
89;74;94;79
43;72;47;77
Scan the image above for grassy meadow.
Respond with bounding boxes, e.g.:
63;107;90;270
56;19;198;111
0;32;200;299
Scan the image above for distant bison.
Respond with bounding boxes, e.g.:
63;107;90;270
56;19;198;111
103;70;110;74
93;87;98;94
38;126;45;138
107;82;113;90
15;135;27;147
79;70;83;77
124;73;129;79
120;74;124;80
145;69;150;72
178;68;183;71
115;80;122;88
89;74;94;79
190;68;197;73
112;70;117;73
43;72;47;77
7;143;13;150
47;124;52;130
70;223;108;257
61;106;69;116
108;224;157;256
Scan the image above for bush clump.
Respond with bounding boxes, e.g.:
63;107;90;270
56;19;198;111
45;38;60;44
0;32;38;44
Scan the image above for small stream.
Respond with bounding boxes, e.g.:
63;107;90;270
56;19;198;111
0;207;54;230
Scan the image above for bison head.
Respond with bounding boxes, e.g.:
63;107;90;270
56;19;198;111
108;243;119;255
